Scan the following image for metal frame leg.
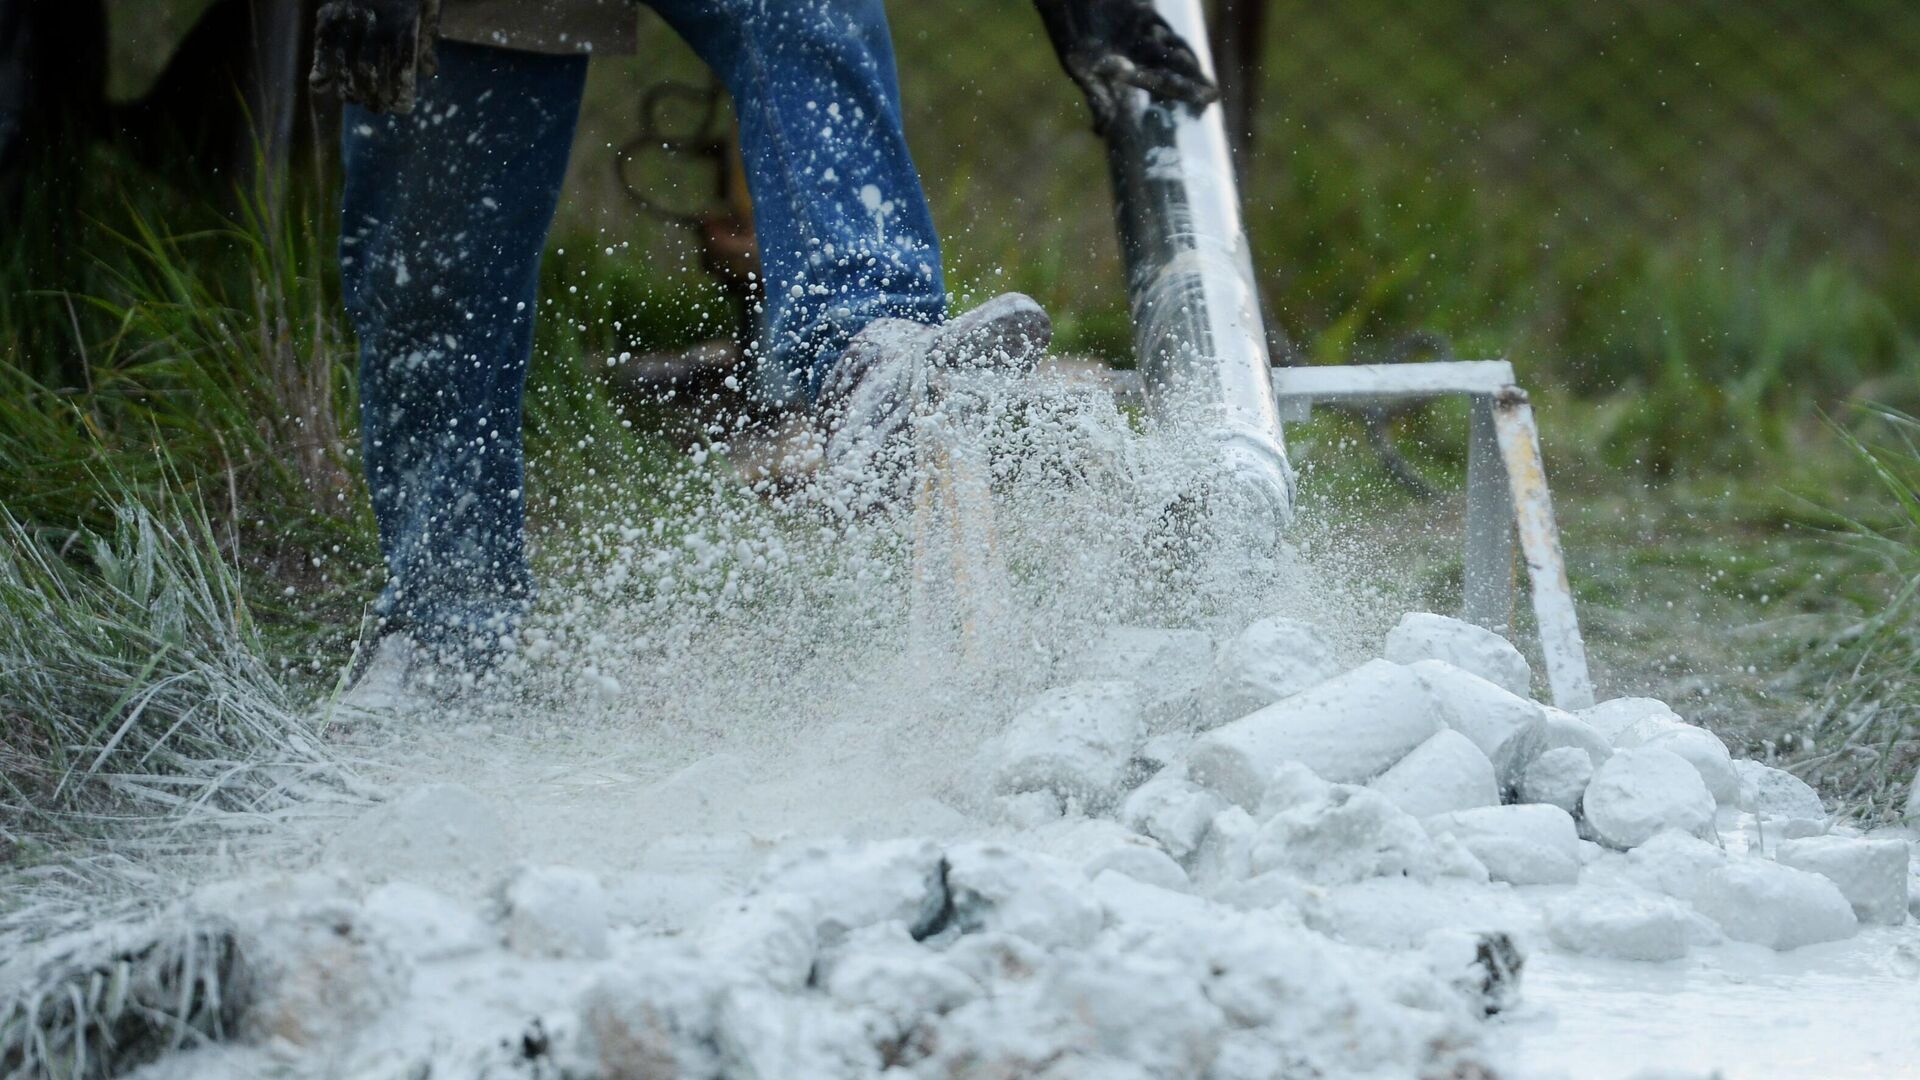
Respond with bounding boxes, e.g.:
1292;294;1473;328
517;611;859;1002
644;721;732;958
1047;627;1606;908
1463;393;1515;630
1490;388;1595;709
1272;361;1596;709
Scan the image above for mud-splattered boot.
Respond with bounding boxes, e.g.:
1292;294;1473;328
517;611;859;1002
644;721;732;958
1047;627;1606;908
817;293;1052;506
333;628;515;723
334;634;438;721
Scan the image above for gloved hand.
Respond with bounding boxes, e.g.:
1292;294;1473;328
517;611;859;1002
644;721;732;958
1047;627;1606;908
1034;0;1220;134
309;0;442;115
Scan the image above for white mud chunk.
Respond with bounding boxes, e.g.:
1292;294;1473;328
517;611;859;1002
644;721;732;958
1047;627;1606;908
993;681;1143;809
1583;747;1716;850
940;928;1050;992
1121;771;1227;861
924;951;1224;1078
1137;731;1193;773
1090;870;1222;939
1211;869;1317;916
1497;708;1613;797
1639;724;1741;805
1424;804;1583;885
1775;836;1911;925
326;783;514;894
361;881;491;962
692;892;821;991
1544;886;1697;961
605;869;736;935
944;843;1104;950
993;789;1065;829
1694;859;1859;950
1519;745;1596;815
644;752;755;830
1406;659;1542;767
819;924;982;1030
1070;626;1214;729
1251;770;1450;886
239;907;407;1048
1384;612;1532;697
1024;817;1156;868
1366;729;1500;819
1199;616;1343;728
1086;845;1192;892
1733;760;1827;825
1233;766;1490;885
1773;817;1830;839
714;984;880;1079
1308;876;1536;950
1189;805;1258;887
753;838;948;942
1189;659;1441;807
502;865;611;960
1617;830;1728;904
580;940;727;1078
1579;697;1685;745
1033;951;1226;1074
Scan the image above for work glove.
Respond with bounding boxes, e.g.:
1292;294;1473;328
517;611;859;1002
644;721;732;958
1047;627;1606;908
309;0;442;115
1034;0;1220;134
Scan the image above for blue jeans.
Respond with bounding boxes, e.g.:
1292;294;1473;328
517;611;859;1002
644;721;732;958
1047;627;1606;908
340;2;947;648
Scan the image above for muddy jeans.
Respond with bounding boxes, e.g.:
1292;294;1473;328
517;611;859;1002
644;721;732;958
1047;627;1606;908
340;1;946;650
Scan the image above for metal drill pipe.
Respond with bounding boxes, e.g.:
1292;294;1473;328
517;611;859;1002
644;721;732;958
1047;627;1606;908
1103;0;1294;527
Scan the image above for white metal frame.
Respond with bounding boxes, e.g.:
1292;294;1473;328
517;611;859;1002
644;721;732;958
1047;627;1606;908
1272;361;1596;709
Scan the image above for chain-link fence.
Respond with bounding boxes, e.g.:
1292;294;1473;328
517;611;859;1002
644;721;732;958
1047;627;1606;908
889;0;1920;262
103;0;1920;271
567;0;1916;358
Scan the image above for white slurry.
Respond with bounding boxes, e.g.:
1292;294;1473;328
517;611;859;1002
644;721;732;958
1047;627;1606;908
1543;886;1700;961
22;374;1916;1080
99;600;1914;1080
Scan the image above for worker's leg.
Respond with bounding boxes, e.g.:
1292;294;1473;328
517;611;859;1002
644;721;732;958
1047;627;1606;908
339;40;587;659
643;0;947;404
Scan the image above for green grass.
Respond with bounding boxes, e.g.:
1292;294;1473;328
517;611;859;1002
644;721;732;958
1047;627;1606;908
1;909;246;1080
0;490;338;859
1;168;356;534
1277;385;1911;793
1789;409;1920;817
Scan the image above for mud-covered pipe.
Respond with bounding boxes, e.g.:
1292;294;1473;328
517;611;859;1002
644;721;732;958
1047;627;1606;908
1103;0;1293;527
